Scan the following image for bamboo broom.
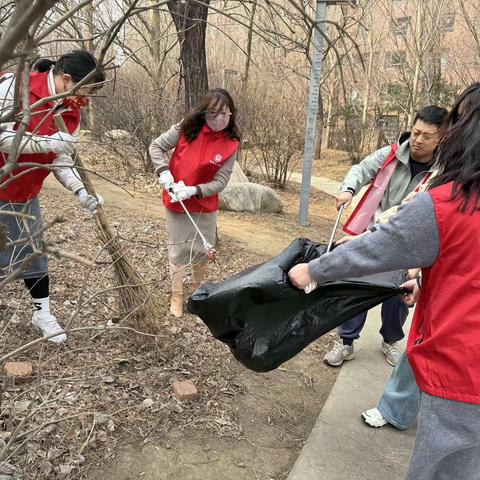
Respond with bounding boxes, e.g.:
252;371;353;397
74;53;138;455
54;113;161;333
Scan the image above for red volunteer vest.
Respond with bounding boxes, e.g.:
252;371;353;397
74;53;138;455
407;182;480;404
343;145;398;234
163;124;240;213
0;72;81;202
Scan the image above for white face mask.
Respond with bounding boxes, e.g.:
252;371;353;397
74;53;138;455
206;114;230;132
205;107;231;132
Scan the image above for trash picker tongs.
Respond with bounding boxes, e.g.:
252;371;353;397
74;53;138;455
304;204;345;293
170;189;216;261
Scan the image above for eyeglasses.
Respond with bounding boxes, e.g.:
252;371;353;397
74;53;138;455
204;109;232;119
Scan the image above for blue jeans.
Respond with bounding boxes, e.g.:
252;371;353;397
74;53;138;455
377;351;420;429
339;295;408;343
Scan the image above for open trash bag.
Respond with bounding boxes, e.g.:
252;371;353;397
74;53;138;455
187;238;404;372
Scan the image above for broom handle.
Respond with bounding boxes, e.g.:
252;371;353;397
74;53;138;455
54;114;115;242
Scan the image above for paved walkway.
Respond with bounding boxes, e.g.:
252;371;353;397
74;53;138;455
288;172;342;198
288;307;416;480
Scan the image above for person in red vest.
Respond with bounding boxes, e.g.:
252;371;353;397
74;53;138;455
289;83;480;480
149;89;241;317
324;106;448;368
0;50;105;343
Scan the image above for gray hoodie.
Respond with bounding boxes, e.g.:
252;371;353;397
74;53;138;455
341;138;435;212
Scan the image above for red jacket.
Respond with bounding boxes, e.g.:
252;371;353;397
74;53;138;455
163;124;239;213
407;182;480;404
0;72;81;202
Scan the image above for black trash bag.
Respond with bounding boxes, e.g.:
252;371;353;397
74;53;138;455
187;238;405;373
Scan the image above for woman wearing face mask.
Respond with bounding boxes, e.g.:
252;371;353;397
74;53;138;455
0;50;105;343
149;88;241;317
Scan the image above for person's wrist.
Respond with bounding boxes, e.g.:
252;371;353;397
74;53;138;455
416;276;422;289
341;187;355;196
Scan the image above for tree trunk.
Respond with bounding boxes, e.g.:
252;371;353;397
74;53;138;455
242;0;257;93
168;0;210;111
83;2;95;132
408;2;425;125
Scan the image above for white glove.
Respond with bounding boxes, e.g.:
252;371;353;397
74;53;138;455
45;132;77;156
304;281;318;294
76;188;104;213
170;181;197;203
158;170;175;190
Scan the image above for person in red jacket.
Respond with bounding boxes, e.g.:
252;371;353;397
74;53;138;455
289;83;480;479
0;50;105;343
149;89;241;317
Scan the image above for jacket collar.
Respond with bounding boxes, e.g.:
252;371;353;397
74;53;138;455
29;72;54;108
201;123;227;139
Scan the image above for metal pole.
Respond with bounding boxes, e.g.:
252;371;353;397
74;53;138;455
298;0;327;225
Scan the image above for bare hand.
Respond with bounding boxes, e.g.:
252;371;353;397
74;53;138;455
336;230;370;245
335;191;353;210
400;278;420;307
288;263;313;289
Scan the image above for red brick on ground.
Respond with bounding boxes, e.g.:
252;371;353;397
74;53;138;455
172;380;199;401
3;361;33;378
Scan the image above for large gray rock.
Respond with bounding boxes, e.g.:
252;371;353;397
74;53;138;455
228;161;249;183
220;183;283;213
219;162;283;213
105;129;130;141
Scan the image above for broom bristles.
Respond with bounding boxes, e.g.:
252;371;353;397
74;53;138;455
54;114;161;333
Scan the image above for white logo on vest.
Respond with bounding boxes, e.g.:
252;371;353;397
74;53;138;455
210;154;223;166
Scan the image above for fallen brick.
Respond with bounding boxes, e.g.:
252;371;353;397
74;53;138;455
3;361;33;378
172;380;199;401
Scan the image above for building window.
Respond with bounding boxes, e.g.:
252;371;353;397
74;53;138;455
390;17;410;36
377;115;400;144
383;83;404;97
443;13;455;33
443;14;455;33
358;25;368;42
385;51;407;68
440;53;449;72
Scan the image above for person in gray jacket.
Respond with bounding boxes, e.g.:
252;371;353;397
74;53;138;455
324;106;448;367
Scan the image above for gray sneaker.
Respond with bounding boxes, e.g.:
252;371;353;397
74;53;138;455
324;340;355;366
382;341;402;366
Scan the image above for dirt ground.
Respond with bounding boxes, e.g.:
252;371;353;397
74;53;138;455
1;146;343;480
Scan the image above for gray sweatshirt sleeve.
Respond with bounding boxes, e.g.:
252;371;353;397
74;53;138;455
341;145;391;194
197;151;237;198
149;122;182;174
308;192;440;283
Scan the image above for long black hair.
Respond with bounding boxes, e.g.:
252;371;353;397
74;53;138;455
182;88;241;143
428;83;480;211
34;50;105;85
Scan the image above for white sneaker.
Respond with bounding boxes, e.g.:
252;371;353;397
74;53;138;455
31;312;67;344
324;340;355;366
381;341;402;366
362;407;388;427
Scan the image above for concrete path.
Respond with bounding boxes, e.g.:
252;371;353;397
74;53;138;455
288;172;342;198
287;171;368;211
288;306;416;480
